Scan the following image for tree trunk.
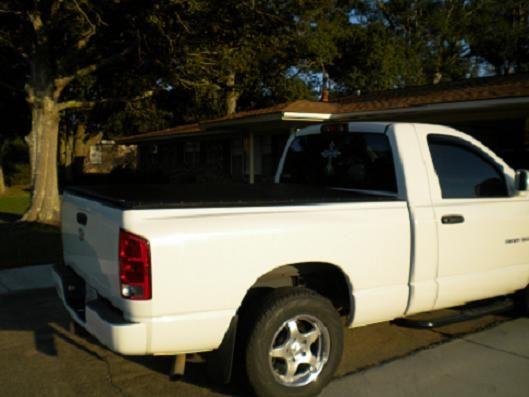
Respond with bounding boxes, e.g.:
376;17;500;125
22;96;61;224
25;108;40;188
23;16;63;225
74;122;88;158
225;72;240;116
0;163;5;195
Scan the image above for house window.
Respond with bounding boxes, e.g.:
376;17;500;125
184;141;200;166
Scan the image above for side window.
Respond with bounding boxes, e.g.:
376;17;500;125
428;135;508;199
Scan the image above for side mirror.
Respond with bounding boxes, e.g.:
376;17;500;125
516;169;529;191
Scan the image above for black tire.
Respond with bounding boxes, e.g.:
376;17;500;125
245;288;343;397
514;285;529;316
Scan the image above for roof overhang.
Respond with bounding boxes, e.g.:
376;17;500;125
333;96;529;122
119;129;234;144
201;111;332;130
118;112;332;144
282;112;333;122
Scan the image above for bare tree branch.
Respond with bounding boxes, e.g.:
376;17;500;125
72;0;96;49
57;89;155;111
54;47;132;97
76;47;130;78
0;80;23;93
27;10;43;33
56;99;97;111
0;8;22;16
50;0;64;17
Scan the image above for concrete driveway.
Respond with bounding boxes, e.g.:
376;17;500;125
323;318;529;397
0;288;526;397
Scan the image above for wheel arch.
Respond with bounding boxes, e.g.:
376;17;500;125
238;262;355;326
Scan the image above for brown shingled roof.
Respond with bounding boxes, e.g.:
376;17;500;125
117;73;529;144
336;73;529;113
204;73;529;122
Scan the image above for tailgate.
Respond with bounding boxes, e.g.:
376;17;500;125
62;190;123;304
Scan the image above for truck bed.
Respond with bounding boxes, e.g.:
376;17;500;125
65;183;397;210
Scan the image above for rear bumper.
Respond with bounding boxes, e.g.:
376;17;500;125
52;265;148;355
52;264;235;356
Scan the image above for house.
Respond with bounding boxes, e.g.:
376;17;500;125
116;74;529;183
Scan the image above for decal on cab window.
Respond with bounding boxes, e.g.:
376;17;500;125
321;141;341;175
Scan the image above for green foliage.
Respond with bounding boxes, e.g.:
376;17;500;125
239;74;317;110
0;0;527;144
90;0;340;132
332;0;473;93
467;0;529;74
330;22;416;93
6;163;30;186
0;49;28;187
2;137;30;185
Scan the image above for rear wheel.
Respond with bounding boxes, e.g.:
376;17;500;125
245;288;343;397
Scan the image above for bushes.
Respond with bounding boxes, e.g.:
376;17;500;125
1;137;30;187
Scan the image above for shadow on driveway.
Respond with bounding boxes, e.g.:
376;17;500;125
0;219;62;269
0;288;240;396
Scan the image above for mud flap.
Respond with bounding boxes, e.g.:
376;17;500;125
205;315;238;384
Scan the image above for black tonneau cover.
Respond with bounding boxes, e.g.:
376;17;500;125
65;183;398;210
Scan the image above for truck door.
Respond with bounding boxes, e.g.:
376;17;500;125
424;133;529;309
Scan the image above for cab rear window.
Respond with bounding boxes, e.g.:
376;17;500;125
281;133;398;193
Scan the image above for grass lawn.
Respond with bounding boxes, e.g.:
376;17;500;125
0;186;62;269
0;185;30;216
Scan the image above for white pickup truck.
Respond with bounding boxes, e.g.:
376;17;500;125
53;122;529;397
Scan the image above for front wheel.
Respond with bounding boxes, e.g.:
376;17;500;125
245;288;343;397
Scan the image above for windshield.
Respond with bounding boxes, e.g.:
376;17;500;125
280;132;398;193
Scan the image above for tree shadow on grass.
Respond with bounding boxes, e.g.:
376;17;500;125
0;212;20;223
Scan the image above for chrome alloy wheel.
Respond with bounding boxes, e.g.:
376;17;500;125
268;314;331;387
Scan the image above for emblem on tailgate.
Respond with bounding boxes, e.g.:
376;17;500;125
78;227;85;241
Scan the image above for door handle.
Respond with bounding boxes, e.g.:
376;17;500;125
441;214;464;224
76;212;87;226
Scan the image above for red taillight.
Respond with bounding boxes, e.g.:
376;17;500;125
119;229;151;300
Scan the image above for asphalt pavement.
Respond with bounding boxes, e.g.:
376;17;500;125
0;266;527;396
0;264;53;293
